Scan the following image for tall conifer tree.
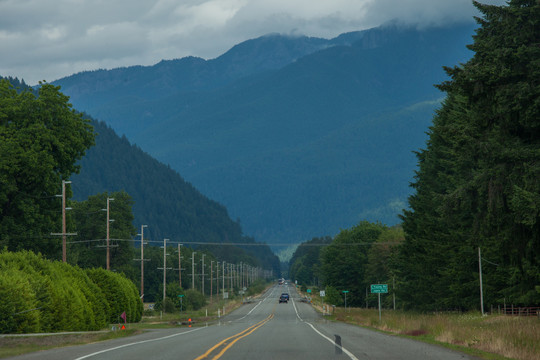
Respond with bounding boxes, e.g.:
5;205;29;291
397;0;540;310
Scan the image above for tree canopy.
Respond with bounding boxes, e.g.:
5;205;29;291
396;0;540;310
0;80;95;258
320;221;387;306
70;191;137;275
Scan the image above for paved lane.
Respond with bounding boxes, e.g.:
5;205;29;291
7;285;476;360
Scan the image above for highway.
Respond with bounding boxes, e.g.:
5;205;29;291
8;285;475;360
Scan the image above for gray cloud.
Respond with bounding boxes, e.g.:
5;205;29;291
0;0;507;85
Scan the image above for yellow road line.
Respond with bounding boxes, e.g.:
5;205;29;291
194;313;274;360
211;314;274;360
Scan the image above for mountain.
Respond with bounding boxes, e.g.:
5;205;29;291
53;23;477;245
71;119;280;274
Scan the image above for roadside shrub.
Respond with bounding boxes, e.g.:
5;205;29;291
143;309;156;316
155;298;177;313
184;289;206;310
0;269;40;333
0;250;113;333
86;268;142;323
325;286;344;306
246;280;267;296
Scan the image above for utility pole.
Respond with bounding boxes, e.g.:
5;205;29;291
478;247;484;316
211;261;214;303
156;239;172;310
237;263;240;288
140;225;146;298
105;197;114;270
133;224;148;299
51;180;76;263
201;254;206;295
191;251;196;289
393;276;396;311
178;244;182;288
239;262;243;289
62;180;69;262
163;239;168;304
222;261;225;298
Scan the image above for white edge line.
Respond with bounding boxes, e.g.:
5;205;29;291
292;297;358;360
236;285;277;321
74;327;205;360
304;322;359;360
77;286;278;359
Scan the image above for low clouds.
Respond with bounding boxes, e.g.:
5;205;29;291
0;0;506;84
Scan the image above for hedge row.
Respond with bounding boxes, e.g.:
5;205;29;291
0;250;142;334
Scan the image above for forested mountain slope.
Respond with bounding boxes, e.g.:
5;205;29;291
54;23;476;245
71;119;280;274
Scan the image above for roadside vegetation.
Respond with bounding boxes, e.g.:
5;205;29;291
328;307;539;360
0;282;270;358
297;287;539;360
0;250;143;334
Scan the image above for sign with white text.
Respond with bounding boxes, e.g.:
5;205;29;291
370;284;388;293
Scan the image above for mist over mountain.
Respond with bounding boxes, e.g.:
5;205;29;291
54;23;476;245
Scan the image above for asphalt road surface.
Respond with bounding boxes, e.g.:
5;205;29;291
7;285;475;360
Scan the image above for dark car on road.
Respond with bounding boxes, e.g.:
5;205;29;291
279;293;289;303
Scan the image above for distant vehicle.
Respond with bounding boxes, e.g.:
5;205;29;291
279;293;289;303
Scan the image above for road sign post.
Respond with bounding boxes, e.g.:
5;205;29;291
370;284;388;322
178;294;184;312
342;290;349;311
320;290;326;314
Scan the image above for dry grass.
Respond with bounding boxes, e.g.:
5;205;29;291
330;307;539;360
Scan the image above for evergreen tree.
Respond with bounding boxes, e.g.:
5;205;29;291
70;191;137;274
320;221;386;306
289;236;331;286
397;0;540;310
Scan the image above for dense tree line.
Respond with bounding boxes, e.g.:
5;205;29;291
396;0;540;310
0;250;142;333
289;222;403;308
289;236;332;286
290;1;539;311
69;191;138;278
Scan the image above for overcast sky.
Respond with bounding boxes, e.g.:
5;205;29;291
1;0;507;85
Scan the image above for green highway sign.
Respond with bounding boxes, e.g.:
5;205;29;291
370;284;388;293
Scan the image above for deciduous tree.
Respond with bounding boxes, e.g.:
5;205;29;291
0;80;94;258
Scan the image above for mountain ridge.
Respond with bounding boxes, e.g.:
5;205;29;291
53;23;477;245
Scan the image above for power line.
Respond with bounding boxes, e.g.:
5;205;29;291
65;238;400;247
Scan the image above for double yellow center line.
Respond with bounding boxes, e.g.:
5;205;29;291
194;313;274;360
